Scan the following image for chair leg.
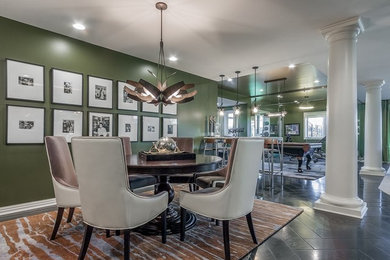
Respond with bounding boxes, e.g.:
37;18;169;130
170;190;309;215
106;229;111;238
180;207;186;241
115;230;120;236
67;207;75;223
78;225;93;260
222;220;231;260
161;210;167;244
215;219;220;226
188;183;193;192
50;207;64;240
246;212;258;244
123;230;130;260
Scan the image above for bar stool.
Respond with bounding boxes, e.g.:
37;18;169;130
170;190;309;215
203;137;218;155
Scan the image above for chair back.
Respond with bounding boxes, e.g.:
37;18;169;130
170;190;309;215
45;136;78;188
72;137;136;228
222;138;264;217
172;137;193;152
120;136;132;156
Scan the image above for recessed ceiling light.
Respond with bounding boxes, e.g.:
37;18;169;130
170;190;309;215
314;79;320;83
294;100;299;103
288;64;296;69
227;78;232;82
169;56;178;61
277;94;283;98
260;89;264;92
72;23;85;30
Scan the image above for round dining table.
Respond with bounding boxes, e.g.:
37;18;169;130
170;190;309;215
127;154;222;234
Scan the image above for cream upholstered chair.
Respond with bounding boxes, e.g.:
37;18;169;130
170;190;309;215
179;138;264;260
71;137;168;260
45;136;81;240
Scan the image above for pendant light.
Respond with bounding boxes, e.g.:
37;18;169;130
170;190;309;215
218;74;225;116
124;2;197;105
233;71;241;115
299;95;314;110
252;66;259;113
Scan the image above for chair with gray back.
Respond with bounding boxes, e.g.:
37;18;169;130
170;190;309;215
45;136;81;240
179;138;264;260
72;137;168;260
120;137;157;191
169;137;196;190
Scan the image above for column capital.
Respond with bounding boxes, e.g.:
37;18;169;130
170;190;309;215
362;80;385;90
321;16;364;42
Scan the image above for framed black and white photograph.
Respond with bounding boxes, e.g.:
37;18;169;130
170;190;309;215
52;68;83;106
163;118;177;137
53;109;83;142
6;59;44;102
142;116;160;141
118;81;138;111
89;112;113;137
142;102;159;113
7;105;45;144
88;76;113;108
162;103;177;115
285;123;300;136
118;114;138;142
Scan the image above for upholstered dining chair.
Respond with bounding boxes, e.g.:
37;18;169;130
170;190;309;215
72;137;168;260
120;137;157;192
179;138;264;260
45;136;81;240
169;137;196;190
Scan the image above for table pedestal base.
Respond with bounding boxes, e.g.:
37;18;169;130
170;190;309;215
134;203;196;235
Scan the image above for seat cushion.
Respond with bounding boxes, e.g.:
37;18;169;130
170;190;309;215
196;176;225;189
129;175;157;190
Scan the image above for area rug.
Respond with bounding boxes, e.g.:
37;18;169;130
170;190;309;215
263;156;326;180
0;200;302;259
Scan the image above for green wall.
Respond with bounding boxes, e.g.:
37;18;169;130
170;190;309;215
0;17;217;207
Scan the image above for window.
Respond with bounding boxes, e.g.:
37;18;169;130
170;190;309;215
304;111;326;139
224;111;235;136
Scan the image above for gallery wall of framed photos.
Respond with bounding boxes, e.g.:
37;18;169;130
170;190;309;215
0;16;218;207
3;58;179;145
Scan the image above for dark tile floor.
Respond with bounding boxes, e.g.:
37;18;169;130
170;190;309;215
242;165;390;260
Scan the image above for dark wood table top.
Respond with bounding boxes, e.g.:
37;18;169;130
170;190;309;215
127;154;222;175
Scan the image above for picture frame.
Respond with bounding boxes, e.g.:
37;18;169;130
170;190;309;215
285;123;300;136
142;116;160;141
118;114;138;142
162;103;177;115
6;59;45;102
162;118;177;137
52;68;83;106
88;76;113;109
53;109;83;143
89;112;113;137
142;102;160;113
117;81;138;111
7;105;45;144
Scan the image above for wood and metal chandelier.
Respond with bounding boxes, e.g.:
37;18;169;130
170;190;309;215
124;2;197;105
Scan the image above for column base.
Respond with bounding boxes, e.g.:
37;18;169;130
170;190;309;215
314;195;367;219
359;166;386;176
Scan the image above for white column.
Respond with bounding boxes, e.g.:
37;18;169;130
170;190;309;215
360;80;386;176
314;17;367;218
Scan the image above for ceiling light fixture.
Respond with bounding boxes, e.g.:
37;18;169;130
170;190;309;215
288;64;296;69
218;74;225;116
72;23;85;30
169;56;178;61
268;111;287;117
299;96;314;110
252;66;259;114
227;78;232;82
124;2;197;105
314;79;320;83
233;71;241;115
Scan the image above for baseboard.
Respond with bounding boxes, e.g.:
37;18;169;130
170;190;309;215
0;198;57;222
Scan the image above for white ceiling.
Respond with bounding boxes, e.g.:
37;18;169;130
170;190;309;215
1;0;390;101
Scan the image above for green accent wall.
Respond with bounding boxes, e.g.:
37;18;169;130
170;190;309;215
0;17;217;207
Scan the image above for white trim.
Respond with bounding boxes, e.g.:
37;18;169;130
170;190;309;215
0;198;57;222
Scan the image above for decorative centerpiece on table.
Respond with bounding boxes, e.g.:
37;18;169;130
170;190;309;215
139;137;196;161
